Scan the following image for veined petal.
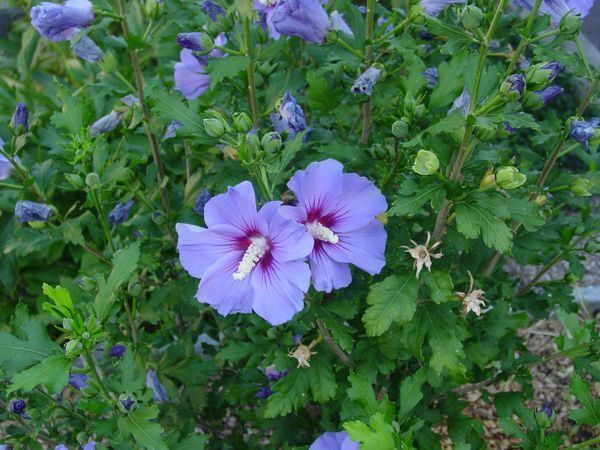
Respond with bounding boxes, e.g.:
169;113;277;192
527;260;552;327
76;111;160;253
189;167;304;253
176;223;246;278
309;245;352;292
251;260;310;325
326;172;387;232
324;219;386;275
204;181;267;234
196;252;254;316
278;204;307;223
287;159;344;215
259;202;313;262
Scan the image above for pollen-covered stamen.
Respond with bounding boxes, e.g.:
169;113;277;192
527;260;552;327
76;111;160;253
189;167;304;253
233;236;269;280
257;0;277;6
307;221;339;244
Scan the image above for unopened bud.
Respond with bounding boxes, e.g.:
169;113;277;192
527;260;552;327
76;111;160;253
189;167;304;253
203;118;226;137
459;5;483;31
570;177;593;197
496;166;527;189
560;13;582;35
392;119;409;138
10;102;29;135
500;74;525;100
479;167;496;190
261;132;282;153
145;0;161;19
525;62;563;88
412;150;439;176
85;172;101;189
233;112;253;133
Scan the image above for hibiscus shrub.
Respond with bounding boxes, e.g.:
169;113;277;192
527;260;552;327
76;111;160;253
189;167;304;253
0;0;599;448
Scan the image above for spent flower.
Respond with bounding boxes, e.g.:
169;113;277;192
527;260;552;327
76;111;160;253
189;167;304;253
420;0;466;16
456;272;487;316
569;118;600;149
422;67;438;88
403;231;443;278
193;189;212;216
201;0;225;20
271;92;308;139
71;36;103;63
108;199;135;226
329;10;354;38
90;111;122;138
15;201;52;223
351;66;382;96
146;369;169;403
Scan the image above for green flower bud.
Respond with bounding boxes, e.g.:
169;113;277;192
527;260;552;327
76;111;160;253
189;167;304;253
391;120;409;138
76;276;96;292
525;62;563;89
261;132;282;153
65;339;82;358
564;272;580;284
118;394;137;413
412;150;439;176
145;0;161;19
496;166;527;189
62;318;74;331
325;29;339;43
233;112;253;133
569;177;593;197
560;13;582;35
534;195;547;206
479;167;496;190
203;118;227;137
414;104;426;118
127;281;142;296
584;240;600;253
459;5;483;31
534;405;555;428
85;172;101;189
100;53;116;73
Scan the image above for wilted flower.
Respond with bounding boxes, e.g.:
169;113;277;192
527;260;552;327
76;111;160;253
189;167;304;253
120;95;140;107
30;0;94;41
15;201;52;223
176;181;313;325
569;118;600;149
329;10;354;37
11;102;29;133
174;50;210;100
524;85;564;109
108;344;126;358
456;272;487;316
310;431;359;450
71;36;103;63
351;66;381;96
146;369;168;403
448;88;471;116
288;343;316;368
90;111;122;138
280;159;387;292
193;189;212;216
403;231;443;278
500;74;525;99
201;0;225;20
515;0;593;25
422;67;438;88
108;199;135;226
420;0;466;16
270;0;329;43
68;373;88;391
163;120;183;140
271;92;308;138
496;166;527;189
9;399;26;415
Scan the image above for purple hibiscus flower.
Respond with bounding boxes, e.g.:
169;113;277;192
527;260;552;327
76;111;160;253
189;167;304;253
420;0;466;16
280;159;387;293
174;50;210;100
310;431;359;450
255;0;329;43
176;181;313;325
15;200;52;223
514;0;594;25
30;0;94;42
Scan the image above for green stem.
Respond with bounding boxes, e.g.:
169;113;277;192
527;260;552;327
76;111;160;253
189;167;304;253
572;436;600;449
506;0;543;73
90;189;115;253
214;45;243;56
94;9;124;20
528;28;560;44
83;350;112;402
316;319;355;368
334;38;363;58
360;0;376;145
124;298;139;345
244;18;260;127
374;17;409;43
35;388;88;423
575;37;594;78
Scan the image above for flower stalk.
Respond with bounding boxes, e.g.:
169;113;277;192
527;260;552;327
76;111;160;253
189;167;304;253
83;349;112;402
506;0;543;73
360;0;376;145
244;18;260;127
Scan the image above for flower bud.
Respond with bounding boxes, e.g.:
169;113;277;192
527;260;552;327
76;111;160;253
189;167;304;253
391;119;409;138
65;339;82;358
570;177;593;196
525;62;563;88
10;399;26;415
145;0;161;19
127;281;142;296
261;132;282;153
534;195;547;206
584;240;600;253
203;118;227;137
10;102;29;135
85;172;101;189
459;5;483;31
523;86;564;109
560;13;582;35
233;112;253;133
479;167;496;190
414;104;426;118
500;74;525;100
535;402;555;428
76;276;96;292
118;394;136;413
412;150;439;176
496;166;526;189
565;272;580;284
569;118;600;150
108;344;126;358
62;318;74;331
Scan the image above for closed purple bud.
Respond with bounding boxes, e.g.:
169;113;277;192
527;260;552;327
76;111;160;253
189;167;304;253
265;365;288;381
193;189;211;216
358;6;367;14
271;0;329;44
108;344;126;358
71;36;103;63
540;402;553;418
501;74;525;99
329;11;354;37
256;385;273;399
146;369;169;403
121;95;140;107
448;88;471;116
11;102;29;133
30;0;94;42
201;0;225;20
90;111;122;138
68;373;88;391
108;199;135;226
9;399;26;415
352;66;381;96
176;32;204;51
503;121;517;133
120;395;135;411
420;0;466;16
418;30;436;40
543;62;563;80
15;200;52;223
422;67;438;88
570;118;600;150
271;92;308;138
525;85;564;109
163;120;183;140
293;334;303;345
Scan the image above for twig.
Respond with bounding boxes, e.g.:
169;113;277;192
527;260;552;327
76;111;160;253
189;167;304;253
316;319;355;368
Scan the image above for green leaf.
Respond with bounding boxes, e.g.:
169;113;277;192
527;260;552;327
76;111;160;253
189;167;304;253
344;413;396;450
312;304;354;352
429;50;468;107
363;274;419;337
9;354;71;394
270;132;305;190
151;89;210;138
215;341;255;363
424;271;454;304
455;203;512;253
507;197;545;232
389;180;444;216
306;71;343;112
207;55;250;88
399;368;427;419
42;283;74;319
501;112;540;131
425;113;465;136
94;242;141;322
347;372;379;415
50;85;84;135
178;435;209;450
569;375;600;426
264;369;310;418
118;405;168;450
0;319;58;374
423;305;466;376
306;353;336;403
